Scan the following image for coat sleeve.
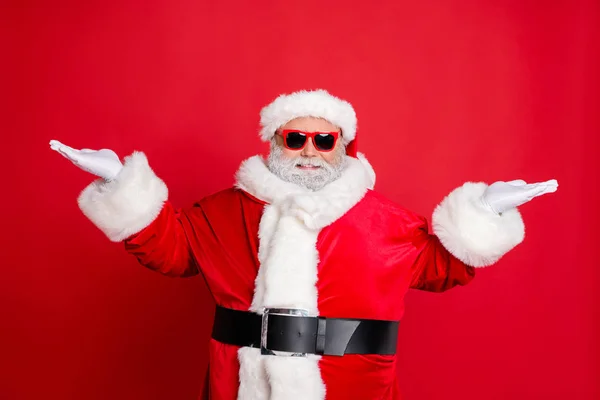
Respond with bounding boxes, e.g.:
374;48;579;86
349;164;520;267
409;216;476;292
77;151;199;277
410;181;527;291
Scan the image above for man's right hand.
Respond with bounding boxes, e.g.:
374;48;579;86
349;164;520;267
49;139;124;181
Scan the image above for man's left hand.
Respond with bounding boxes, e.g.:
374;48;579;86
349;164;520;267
481;179;558;215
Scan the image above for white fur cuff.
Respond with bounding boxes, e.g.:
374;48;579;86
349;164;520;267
77;151;168;242
432;182;525;267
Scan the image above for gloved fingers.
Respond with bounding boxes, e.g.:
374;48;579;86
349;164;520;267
49;139;63;150
532;180;558;195
525;179;558;188
59;142;80;153
50;140;72;159
80;148;96;153
55;147;69;158
523;182;557;199
54;148;72;161
56;144;82;163
507;179;527;186
50;141;66;156
540;183;558;194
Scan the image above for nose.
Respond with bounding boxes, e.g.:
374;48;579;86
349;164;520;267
301;137;318;158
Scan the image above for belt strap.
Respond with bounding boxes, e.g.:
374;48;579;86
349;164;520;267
211;305;399;356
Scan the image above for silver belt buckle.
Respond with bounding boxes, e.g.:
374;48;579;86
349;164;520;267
260;307;309;357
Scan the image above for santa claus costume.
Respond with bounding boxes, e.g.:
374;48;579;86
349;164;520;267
77;89;526;400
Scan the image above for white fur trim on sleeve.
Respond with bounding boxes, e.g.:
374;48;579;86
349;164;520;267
432;182;525;267
77;151;168;242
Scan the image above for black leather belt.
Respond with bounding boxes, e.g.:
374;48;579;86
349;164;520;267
211;305;399;356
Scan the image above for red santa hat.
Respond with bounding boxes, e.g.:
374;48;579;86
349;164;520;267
259;89;359;157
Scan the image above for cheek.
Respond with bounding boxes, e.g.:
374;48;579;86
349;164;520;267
281;147;300;159
321;142;343;163
321;151;336;163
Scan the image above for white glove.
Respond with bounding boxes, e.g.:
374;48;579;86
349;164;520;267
481;179;558;215
49;139;124;181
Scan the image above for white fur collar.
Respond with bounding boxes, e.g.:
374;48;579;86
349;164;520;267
235;153;375;230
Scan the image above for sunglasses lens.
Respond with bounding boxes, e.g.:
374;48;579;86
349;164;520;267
285;131;307;149
314;133;336;151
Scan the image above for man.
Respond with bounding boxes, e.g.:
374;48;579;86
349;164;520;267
50;89;557;400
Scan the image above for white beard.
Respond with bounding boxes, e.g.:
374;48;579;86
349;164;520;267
266;141;348;191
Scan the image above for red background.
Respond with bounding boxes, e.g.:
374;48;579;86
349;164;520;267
2;1;599;399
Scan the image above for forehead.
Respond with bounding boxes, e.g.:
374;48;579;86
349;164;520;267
280;117;341;132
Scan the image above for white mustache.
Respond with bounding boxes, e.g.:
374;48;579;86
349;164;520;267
295;158;327;167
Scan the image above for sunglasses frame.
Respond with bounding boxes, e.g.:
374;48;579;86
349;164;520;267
280;129;340;152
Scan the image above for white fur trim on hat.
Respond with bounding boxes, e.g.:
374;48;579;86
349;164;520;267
259;89;357;144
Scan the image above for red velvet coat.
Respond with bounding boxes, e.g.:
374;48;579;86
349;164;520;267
77;152;525;400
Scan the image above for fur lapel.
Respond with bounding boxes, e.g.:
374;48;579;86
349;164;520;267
233;153;375;400
235;153;375;230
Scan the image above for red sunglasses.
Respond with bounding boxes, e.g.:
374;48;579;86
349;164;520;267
280;129;340;152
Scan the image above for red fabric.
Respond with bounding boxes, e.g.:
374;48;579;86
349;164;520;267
345;138;358;158
124;188;474;400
